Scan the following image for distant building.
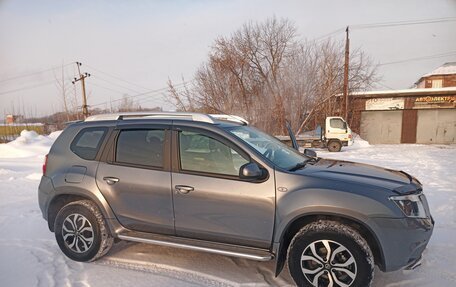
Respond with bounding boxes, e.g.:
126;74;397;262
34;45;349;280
349;87;456;144
415;62;456;88
345;63;456;144
5;115;24;124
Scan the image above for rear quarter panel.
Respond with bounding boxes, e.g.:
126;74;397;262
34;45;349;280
44;122;118;221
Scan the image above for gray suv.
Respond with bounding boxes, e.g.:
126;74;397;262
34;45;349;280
38;112;434;287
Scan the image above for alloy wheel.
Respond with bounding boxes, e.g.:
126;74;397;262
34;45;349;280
62;213;94;253
300;239;357;287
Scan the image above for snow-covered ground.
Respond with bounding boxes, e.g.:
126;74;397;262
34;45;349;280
0;131;455;286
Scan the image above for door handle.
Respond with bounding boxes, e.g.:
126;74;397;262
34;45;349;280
175;185;194;194
103;177;119;185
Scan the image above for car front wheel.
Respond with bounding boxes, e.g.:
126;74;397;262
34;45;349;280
287;220;374;287
327;140;342;152
54;200;113;262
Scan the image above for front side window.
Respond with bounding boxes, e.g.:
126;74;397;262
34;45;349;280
330;118;347;129
71;128;107;160
116;129;164;168
226;125;308;170
179;131;249;176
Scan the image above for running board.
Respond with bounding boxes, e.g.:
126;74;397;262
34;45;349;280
118;231;273;261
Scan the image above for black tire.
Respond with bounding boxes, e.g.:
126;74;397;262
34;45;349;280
287;220;374;287
54;200;113;262
327;140;342;152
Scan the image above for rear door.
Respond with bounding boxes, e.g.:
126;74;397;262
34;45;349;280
96;123;174;235
171;126;275;248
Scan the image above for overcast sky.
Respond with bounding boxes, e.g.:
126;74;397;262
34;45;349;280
1;0;455;117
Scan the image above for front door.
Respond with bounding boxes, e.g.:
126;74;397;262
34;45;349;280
171;127;275;249
96;126;174;235
326;117;348;138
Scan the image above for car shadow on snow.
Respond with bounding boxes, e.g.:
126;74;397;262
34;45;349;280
98;241;435;287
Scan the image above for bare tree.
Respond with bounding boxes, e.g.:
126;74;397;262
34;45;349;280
168;17;378;135
116;95;141;112
54;63;72;122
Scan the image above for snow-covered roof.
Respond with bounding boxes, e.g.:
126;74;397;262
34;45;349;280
343;86;456;98
422;62;456;77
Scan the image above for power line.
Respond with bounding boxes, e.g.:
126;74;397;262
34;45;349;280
378;51;456;66
376;82;395;90
352;17;456;29
0;81;55;96
90;82;129;95
91;91;164;108
84;64;151;91
135;87;189;107
83;64;184;108
0;63;73;84
137;86;187;103
313;28;345;42
90;81;167;106
92;74;141;93
308;17;456;43
90;81;191;107
0;62;190;112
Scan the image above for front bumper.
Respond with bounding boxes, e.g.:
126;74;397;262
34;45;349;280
341;138;354;146
405;255;422;270
369;216;434;272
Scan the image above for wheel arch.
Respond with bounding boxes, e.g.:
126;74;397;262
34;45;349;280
273;212;385;277
47;190;117;234
326;138;342;144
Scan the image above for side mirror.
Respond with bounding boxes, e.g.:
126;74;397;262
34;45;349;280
304;149;317;158
239;162;263;179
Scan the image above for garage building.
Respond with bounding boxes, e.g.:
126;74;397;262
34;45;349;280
349;87;456;144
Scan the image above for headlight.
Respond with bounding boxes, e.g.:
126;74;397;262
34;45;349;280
390;193;427;218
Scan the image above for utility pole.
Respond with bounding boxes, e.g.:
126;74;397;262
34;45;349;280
343;26;350;121
72;62;91;119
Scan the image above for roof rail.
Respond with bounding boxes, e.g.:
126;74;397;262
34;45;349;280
85;112;215;123
84;112;249;125
209;114;249;125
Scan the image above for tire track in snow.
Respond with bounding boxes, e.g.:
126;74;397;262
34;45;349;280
95;257;236;287
0;239;89;287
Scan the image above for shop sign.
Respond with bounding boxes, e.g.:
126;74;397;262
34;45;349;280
415;96;455;103
366;98;404;110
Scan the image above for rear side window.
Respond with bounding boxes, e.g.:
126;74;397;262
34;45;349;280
116;129;165;168
71;127;108;160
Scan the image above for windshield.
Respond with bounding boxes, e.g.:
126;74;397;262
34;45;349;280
225;125;308;170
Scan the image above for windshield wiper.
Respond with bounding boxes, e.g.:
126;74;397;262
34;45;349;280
289;161;308;171
288;157;319;171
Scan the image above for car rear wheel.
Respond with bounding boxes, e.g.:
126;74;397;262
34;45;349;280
54;200;113;262
287;220;374;287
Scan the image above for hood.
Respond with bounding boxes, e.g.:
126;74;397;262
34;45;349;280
297;158;421;194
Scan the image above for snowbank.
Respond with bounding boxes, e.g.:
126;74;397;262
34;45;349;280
347;133;370;149
0;130;61;159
